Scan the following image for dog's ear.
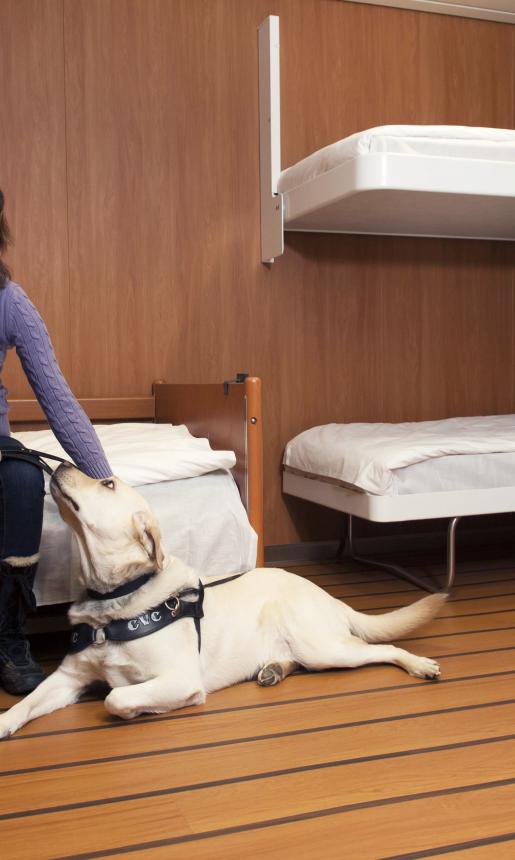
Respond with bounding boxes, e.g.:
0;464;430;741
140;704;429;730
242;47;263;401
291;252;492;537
133;511;166;571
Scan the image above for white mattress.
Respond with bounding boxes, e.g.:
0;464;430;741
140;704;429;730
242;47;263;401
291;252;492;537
284;415;515;496
277;125;515;193
34;471;257;606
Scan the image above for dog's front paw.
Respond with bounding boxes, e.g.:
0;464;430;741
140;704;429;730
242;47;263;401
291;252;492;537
104;689;137;720
0;715;18;739
409;656;441;680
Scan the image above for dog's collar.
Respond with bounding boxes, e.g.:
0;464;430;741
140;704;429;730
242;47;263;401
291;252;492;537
86;571;157;601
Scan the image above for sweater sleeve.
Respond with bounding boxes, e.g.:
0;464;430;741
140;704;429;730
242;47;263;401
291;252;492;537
7;285;112;478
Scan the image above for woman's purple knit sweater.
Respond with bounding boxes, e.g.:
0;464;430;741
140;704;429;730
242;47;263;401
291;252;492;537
0;281;111;478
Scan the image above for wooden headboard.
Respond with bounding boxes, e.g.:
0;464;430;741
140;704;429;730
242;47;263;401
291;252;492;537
8;377;264;565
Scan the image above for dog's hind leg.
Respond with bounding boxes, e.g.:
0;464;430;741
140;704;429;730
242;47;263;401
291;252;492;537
295;635;441;680
257;659;299;687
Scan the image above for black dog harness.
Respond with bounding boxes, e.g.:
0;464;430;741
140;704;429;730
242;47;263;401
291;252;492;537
69;572;246;655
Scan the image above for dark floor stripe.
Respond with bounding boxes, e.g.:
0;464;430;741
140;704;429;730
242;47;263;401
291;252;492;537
401;590;515;606
3;695;515;779
300;571;395;584
299;562;515;580
403;624;515;642
363;606;515;619
53;776;515;860
435;644;515;659
332;577;515;603
3;731;515;822
4;667;515;744
382;831;515;859
329;576;515;599
399;613;515;642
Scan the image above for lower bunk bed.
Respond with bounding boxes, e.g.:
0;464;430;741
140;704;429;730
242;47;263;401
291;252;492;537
8;376;263;625
283;414;515;592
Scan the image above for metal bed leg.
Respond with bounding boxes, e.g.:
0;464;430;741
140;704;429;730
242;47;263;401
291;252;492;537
342;514;451;594
446;516;460;593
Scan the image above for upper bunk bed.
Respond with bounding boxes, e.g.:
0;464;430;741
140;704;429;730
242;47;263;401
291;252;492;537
258;16;515;263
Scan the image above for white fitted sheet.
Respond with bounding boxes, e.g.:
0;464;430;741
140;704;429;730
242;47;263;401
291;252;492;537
283;415;515;496
34;470;257;606
277;125;515;193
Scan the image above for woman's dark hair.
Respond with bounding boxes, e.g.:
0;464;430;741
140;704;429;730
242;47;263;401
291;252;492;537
0;189;12;289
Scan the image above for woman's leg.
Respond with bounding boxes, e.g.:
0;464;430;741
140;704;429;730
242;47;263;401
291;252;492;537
0;435;46;694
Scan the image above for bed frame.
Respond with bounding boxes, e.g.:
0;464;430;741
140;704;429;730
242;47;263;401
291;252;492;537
283;467;515;592
258;15;515;263
9;375;264;567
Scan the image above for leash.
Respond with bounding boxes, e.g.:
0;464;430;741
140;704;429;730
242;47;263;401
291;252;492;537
0;445;70;476
69;571;248;655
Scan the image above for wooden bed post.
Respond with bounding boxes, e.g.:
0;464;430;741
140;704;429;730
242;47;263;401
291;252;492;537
245;376;264;566
258;15;284;264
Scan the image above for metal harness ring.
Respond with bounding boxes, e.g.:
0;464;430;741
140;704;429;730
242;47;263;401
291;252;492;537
165;597;180;617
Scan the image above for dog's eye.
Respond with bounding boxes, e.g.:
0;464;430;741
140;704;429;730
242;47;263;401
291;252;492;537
101;479;115;490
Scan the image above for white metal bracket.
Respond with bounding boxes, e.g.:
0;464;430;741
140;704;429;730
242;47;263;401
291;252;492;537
258;16;284;263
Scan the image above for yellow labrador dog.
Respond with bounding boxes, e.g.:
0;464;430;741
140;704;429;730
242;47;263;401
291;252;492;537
0;463;446;738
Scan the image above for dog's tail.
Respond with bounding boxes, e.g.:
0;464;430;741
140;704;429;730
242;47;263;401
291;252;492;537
347;592;448;643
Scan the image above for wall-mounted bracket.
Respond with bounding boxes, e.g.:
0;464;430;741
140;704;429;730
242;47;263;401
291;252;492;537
258;15;284;264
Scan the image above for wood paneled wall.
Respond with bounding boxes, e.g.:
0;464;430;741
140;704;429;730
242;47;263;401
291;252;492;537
1;0;514;546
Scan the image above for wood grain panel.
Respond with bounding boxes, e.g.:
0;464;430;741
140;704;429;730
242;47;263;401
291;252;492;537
380;240;515;420
0;0;69;395
2;0;514;547
8;396;155;424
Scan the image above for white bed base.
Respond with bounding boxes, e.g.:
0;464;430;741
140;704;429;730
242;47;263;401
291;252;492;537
283;470;515;591
258;15;515;263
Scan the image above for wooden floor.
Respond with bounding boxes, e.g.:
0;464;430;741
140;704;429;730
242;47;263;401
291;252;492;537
1;552;515;859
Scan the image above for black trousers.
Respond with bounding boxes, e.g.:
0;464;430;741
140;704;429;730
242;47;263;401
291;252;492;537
0;435;45;560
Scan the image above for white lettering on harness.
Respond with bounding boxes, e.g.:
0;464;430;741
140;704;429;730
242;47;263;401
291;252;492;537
127;610;162;632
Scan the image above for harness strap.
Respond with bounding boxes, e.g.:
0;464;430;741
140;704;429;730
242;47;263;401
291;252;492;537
87;571;156;601
69;584;205;654
69;571;248;655
204;572;246;589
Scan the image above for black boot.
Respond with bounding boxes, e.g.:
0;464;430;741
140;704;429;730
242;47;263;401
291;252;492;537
0;562;46;694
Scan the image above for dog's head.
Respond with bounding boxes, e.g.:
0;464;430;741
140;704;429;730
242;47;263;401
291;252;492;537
50;463;166;592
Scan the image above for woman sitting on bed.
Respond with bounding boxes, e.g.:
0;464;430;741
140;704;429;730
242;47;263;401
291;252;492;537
0;189;112;695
